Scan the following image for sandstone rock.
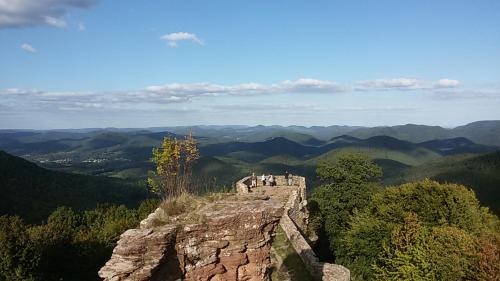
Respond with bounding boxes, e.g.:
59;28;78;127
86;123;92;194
100;194;283;281
99;175;350;281
98;225;177;281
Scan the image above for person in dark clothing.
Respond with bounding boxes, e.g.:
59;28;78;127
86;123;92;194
284;171;289;186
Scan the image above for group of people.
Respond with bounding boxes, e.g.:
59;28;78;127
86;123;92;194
250;171;294;188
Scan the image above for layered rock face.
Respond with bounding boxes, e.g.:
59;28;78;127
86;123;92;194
99;196;283;281
100;176;350;281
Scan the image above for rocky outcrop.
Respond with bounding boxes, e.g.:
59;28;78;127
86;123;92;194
98;226;178;281
99;175;350;281
99;195;283;281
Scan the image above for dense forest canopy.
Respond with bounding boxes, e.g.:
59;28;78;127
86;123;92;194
310;153;500;280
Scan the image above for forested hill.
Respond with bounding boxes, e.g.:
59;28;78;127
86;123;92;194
385;151;500;214
0;151;151;223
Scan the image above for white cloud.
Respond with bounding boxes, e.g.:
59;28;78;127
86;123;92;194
435;79;460;88
21;43;37;53
355;77;461;91
5;88;21;94
210;103;328;112
78;22;86;31
281;78;344;93
0;0;98;29
44;16;66;27
0;77;469;113
355;78;422;90
160;32;203;47
432;89;500;100
146;79;344;96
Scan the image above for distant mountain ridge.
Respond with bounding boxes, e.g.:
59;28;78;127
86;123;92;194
3;120;499;146
344;121;500;146
201;135;496;161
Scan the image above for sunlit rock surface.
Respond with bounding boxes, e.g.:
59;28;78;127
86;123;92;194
99;176;349;281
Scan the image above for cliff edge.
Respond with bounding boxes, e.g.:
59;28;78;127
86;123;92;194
99;176;349;281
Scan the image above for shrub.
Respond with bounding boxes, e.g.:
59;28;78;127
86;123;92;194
148;134;199;198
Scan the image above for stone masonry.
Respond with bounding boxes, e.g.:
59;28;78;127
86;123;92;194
99;176;350;281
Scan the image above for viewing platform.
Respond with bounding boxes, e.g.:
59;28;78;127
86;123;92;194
99;175;349;281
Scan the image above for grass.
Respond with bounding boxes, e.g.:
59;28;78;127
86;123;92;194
160;193;198;216
151;191;238;226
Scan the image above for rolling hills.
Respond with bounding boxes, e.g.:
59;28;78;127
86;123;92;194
384;151;500;214
0;151;151;223
1;122;499;215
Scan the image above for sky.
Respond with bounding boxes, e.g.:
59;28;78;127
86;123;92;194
0;0;499;129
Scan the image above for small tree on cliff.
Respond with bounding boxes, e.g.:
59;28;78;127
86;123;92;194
147;133;199;198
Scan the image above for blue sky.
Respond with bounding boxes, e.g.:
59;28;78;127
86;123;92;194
1;0;499;129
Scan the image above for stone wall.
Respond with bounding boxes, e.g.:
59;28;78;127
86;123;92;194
99;175;350;281
236;176;251;194
234;174;350;280
256;175;350;281
99;196;283;281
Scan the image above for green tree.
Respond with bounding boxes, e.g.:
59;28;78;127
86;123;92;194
310;153;382;256
341;180;500;280
426;225;476;280
373;213;432;281
316;152;382;184
0;216;37;281
0;200;160;281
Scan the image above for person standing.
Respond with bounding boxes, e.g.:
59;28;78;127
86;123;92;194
251;173;257;188
269;174;275;187
288;173;293;186
261;174;266;186
284;171;289;186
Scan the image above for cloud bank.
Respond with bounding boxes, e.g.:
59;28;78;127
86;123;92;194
145;78;457;96
0;77;465;113
0;0;98;28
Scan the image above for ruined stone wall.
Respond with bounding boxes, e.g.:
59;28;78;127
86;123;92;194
236;176;251;194
99;196;283;281
278;188;350;281
237;175;350;280
100;175;349;281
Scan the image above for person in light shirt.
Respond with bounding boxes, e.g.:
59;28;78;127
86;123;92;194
250;173;257;188
269;174;276;187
